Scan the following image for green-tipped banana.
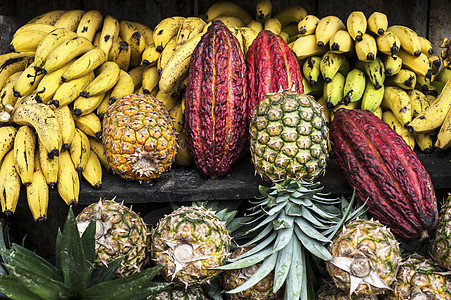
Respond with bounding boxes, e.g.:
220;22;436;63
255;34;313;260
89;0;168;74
343;68;366;104
302;56;322;86
360;78;384;112
320;51;350;83
324;71;345;109
385;69;417;90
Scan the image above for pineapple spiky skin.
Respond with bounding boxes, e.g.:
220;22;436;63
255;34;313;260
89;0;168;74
432;194;451;270
326;219;401;297
75;199;151;277
147;286;209;299
249;90;329;182
316;280;379;299
102;93;177;181
222;245;283;300
150;206;231;287
384;253;451;299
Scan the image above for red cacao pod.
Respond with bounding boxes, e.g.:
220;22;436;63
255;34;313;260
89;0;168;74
184;20;247;178
246;30;304;115
330;108;438;240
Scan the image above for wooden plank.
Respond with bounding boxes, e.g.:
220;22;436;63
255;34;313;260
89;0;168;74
428;0;451;58
0;0;16;15
0;16;18;54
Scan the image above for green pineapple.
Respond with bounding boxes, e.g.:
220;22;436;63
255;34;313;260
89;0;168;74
249;90;329;182
432;194;451;270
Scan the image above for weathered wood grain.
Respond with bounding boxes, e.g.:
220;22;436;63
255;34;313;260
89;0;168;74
428;0;451;58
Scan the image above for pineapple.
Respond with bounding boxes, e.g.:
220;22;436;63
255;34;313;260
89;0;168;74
316;280;379;299
222;245;283;300
150;205;231;287
76;198;151;277
384;253;451;299
326;219;401;297
249;90;329;182
433;194;451;270
148;286;209;299
102;93;177;181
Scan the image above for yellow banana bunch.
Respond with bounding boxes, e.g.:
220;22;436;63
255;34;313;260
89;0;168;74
387;25;422;57
204;1;252;24
119;20;147;68
141;43;161;67
329;30;354;54
355;33;377;62
440;38;451;69
13;62;45;98
61;48;107;82
263;18;282;35
418;36;434;57
346;11;367;42
382;110;415;150
0;71;22;110
157;37;177;74
0;150;21;216
0;54;34;90
256;0;272;22
26;150;49;221
343;68;366;104
239;27;259;54
130;22;154;45
38;140;59;189
376;32;401;56
291;34;328;60
69;128;91;172
176;17;206;48
109;70;135;103
35;62;72;103
408;89;430;117
367;11;388;36
51;71;95;108
76;10;103;43
381;85;413;125
429;55;441;75
0;126;17;162
174;131;194;167
302;56;322;86
13;125;36;186
382;54;403;77
214;16;246;28
98;15;120;57
72;93;106;117
360;78;385;112
298;15;319;36
274;5;307;27
142;65;160;95
57;150;79;205
53;10;85;31
128;65;144;91
323;71;346;108
82;151;103;189
247;20;263;32
358;57;385;89
397;49;433;79
153;16;185;52
80;61;121;98
73;112;103;139
155;90;180;112
9;30;49;52
13;24;56;37
88;136;111;172
108;40;132;71
320;51;350;83
415;131;437;153
315;15;345;47
34;27;78;69
385;69;417;90
27;10;66;25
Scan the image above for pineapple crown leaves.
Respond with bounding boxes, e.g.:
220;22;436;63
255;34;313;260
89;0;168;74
0;206;170;300
217;178;367;300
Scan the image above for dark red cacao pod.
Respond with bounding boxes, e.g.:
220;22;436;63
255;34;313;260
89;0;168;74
184;20;247;178
330;108;438;240
246;30;304;115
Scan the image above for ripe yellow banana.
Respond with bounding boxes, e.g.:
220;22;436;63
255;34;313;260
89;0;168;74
214;16;246;28
302;77;324;98
155;90;180;112
76;10;103;43
98;15;120;57
291;34;328;60
41;36;94;75
281;23;298;37
0;126;17;162
429;55;441;75
385;69;417;90
302;56;322;86
13;62;45;98
13;125;36;186
51;71;95;108
397;48;432;79
372;106;383;119
418;36;434;57
205;1;252;24
34;28;78;69
174;131;194;167
346;11;367;42
1;71;22;109
415;131;436;153
358;57;385;89
315;15;345;47
128;65;144;90
38;140;59;189
247;20;263;32
381;85;413;125
141;43;161;67
263;18;282;35
82;151;103;189
88;136;111;172
108;40;131;71
436;106;451;150
169;101;184;133
387;25;422;57
320;51;350;83
9;30;49;52
360;78;384;112
142;65;160;95
176;17;206;48
80;61;120;98
382;54;403;77
109;70;134;104
61;48;107;82
13;24;56;37
441;38;451;69
239;27;259;54
119;20;147;68
73;112;103;139
153;16;185;52
26;150;49;221
376;32;401;56
27;10;66;25
53;10;85;31
323;71;345;108
57;150;79;205
355;33;377;62
95;92;111;120
72;93;106;117
69;128;91;172
408;89;430;117
256;0;272;22
329;30;354;54
35;62;72;104
12;103;62;158
297;15;319;36
0;150;21;216
274;5;307;27
367;11;388;36
343;68;366;104
382;109;415;150
130;22;154;45
157;36;177;75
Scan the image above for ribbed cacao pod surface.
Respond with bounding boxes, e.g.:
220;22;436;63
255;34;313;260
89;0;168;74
184;20;248;178
330;108;438;240
246;30;304;116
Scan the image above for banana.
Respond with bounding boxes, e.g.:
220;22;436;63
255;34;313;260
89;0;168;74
169;100;184;133
291;34;328;60
76;10;103;43
0;52;35;67
0;150;21;215
13;24;56;37
429;55;441;75
13;125;36;185
281;23;298;37
73;112;103;139
127;65;144;90
406;77;451;133
153;16;185;52
9;30;49;52
214;16;246;28
320;51;350;83
79;61;120;98
274;5;307;27
41;36;95;75
343;68;366;104
155;90;180;112
415;73;431;92
141;43;161;67
38;139;58;188
130;22;154;45
418;36;434;57
157;36;177;75
302;77;324;98
385;69;417;90
316;96;330;124
26;150;49;221
373;106;383;119
13;62;45;98
382;54;403;77
34;28;78;69
239;27;259;54
109;70;134;104
355;33;377;62
415;131;436;153
12;91;40;114
436;107;451;150
302;56;322;85
425;94;437;105
408;89;430;117
360;78;385;112
108;40;131;71
381;85;413;125
69;128;91;172
35;62;73;105
57;150;79;205
329;30;353;54
98;15;120;57
387;25;422;57
0;71;22;109
159;33;203;93
88;135;110;171
441;38;451;68
367;11;388;36
297;15;319;36
382;109;415;150
361;57;385;89
27;10;66;25
174;131;194;167
81;151;103;189
51;71;95;108
205;1;252;24
397;48;432;79
95;91;111;121
142;65;160;94
263;18;282;35
72;93;106;117
176;17;206;48
61;48;107;82
53;10;85;31
435;67;451;85
315;15;345;48
256;0;272;22
280;31;290;43
0;126;17;162
247;20;263;32
376;32;401;56
323;71;345;108
119;20;146;68
346;11;367;42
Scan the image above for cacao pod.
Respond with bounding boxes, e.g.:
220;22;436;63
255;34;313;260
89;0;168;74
184;20;247;177
330;108;438;240
246;29;304;115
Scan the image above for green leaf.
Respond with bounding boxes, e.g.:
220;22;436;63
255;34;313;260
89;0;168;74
294;218;331;243
0;275;44;300
284;238;304;300
83;266;170;299
55;228;62;271
294;226;332;261
80;219;97;264
300;206;326;228
226;251;278;294
309;203;340;220
226;216;253;235
273;238;293;293
289;197;313;207
238;231;276;259
284;201;302;216
88;257;123;288
60;206;91;292
218;246;273;270
241;223;273;248
273;211;294;230
271;226;293;254
265;202;287;216
258;185;270;197
241;213;278;236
